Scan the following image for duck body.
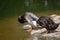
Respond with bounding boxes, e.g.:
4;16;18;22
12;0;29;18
37;16;59;31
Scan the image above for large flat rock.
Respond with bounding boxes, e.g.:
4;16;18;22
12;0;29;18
37;25;60;40
27;25;60;40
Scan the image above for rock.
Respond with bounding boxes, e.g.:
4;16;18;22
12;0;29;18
28;25;60;40
26;25;60;40
37;25;60;40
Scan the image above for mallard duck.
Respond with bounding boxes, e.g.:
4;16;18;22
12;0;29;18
37;16;59;33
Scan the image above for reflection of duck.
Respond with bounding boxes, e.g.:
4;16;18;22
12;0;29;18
37;16;59;33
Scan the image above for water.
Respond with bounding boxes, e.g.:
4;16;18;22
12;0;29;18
0;17;29;40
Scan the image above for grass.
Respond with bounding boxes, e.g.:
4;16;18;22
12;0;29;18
0;10;60;40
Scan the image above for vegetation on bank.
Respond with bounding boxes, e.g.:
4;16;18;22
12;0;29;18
0;0;60;19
